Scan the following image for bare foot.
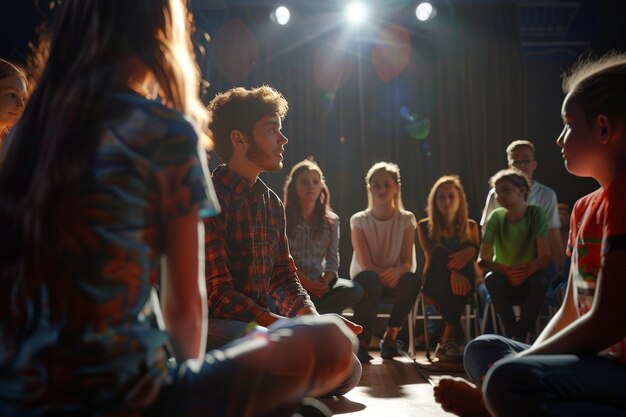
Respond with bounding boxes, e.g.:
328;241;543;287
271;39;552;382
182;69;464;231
433;377;489;417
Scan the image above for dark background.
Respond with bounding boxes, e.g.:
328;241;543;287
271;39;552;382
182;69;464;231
2;0;625;278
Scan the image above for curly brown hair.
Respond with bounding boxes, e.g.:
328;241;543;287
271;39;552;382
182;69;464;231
207;85;288;162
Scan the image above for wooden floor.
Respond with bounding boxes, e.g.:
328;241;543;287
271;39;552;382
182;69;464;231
320;349;466;417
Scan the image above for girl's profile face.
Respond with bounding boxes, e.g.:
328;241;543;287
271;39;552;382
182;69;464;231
0;75;28;129
368;170;399;205
435;183;460;217
295;169;323;204
557;92;604;178
495;178;525;208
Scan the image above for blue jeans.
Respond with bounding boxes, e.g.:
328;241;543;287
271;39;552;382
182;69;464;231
352;270;421;343
206;316;362;397
146;315;360;417
311;277;364;315
485;270;547;339
207;317;258;349
464;334;626;417
421;247;475;326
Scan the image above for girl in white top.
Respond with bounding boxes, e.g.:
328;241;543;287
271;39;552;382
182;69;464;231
350;162;420;362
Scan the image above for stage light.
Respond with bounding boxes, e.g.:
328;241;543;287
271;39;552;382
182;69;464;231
415;2;436;22
345;1;368;25
270;5;291;26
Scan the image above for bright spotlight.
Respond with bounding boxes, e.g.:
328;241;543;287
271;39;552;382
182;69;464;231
345;1;368;25
270;6;291;25
415;2;436;22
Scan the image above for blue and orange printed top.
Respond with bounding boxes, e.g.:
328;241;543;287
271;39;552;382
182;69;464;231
0;93;219;414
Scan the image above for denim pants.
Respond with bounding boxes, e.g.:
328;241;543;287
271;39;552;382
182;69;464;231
145;315;362;417
485;270;547;339
464;334;626;417
421;247;475;326
310;277;364;315
351;270;421;343
206;316;362;397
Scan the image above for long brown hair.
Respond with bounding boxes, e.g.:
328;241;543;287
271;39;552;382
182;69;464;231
283;158;334;238
425;175;473;244
0;0;206;331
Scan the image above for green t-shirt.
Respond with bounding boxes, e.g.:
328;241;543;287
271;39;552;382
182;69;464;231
483;205;548;265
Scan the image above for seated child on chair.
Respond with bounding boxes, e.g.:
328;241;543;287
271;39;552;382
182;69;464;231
417;175;480;361
350;162;421;362
479;169;550;340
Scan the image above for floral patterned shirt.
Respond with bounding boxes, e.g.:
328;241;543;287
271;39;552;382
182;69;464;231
0;93;218;415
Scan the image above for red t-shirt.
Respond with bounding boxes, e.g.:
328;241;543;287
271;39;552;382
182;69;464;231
567;170;626;364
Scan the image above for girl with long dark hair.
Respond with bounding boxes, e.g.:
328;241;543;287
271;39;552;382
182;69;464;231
0;1;355;415
417;175;480;362
284;159;363;314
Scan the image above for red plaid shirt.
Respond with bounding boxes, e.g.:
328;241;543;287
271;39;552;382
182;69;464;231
204;165;313;322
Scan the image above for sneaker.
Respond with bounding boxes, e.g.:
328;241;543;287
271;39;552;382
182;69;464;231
291;397;333;417
357;347;374;363
379;339;402;359
435;340;464;362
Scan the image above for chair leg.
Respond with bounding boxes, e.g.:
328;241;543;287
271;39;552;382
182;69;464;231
462;303;471;340
480;301;489;334
472;293;481;337
490;301;498;334
408;300;416;359
421;295;434;361
481;298;498;335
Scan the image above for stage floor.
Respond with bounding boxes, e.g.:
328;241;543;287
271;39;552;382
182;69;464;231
320;349;466;417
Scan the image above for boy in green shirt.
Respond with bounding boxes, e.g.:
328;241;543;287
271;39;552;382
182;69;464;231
480;169;551;340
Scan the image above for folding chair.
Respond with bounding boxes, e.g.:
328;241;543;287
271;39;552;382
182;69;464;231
409;291;483;360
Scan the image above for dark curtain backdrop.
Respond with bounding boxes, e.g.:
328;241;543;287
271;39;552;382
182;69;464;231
199;3;525;277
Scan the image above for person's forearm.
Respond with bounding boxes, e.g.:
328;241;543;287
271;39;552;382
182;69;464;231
520;311;621;357
479;259;507;274
256;310;287;326
270;262;315;317
163;215;207;363
296;306;319;316
455;246;478;267
162;294;205;362
321;271;336;284
532;307;570;346
527;251;626;355
528;254;551;275
396;262;412;276
296;270;315;292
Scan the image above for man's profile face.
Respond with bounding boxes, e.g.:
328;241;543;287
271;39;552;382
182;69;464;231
245;114;288;173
